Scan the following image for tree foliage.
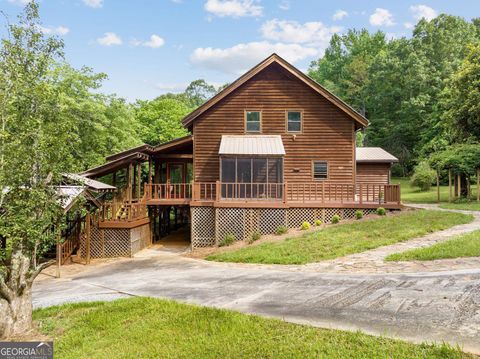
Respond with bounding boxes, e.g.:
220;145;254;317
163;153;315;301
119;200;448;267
309;15;480;173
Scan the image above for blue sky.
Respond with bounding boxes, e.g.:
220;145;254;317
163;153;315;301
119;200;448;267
2;0;479;101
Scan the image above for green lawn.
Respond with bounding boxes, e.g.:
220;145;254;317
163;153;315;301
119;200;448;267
206;210;473;265
386;230;480;261
34;297;470;359
392;177;479;210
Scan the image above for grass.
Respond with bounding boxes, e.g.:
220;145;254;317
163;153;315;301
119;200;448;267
206;210;473;265
392;177;479;210
33;297;470;359
386;230;480;262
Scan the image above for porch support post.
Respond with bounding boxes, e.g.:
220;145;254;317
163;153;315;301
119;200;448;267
448;168;452;203
148;158;152;184
136;162;141;199
85;212;91;265
56;232;61;278
127;163;133;202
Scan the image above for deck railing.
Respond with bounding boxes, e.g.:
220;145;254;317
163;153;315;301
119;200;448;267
100;200;148;222
143;182;401;205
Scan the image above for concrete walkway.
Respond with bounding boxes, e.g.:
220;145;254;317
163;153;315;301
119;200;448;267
298;204;480;273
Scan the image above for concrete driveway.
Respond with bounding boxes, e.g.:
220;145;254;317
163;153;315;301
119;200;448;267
33;253;480;354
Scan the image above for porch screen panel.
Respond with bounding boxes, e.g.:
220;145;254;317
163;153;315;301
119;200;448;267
237;158;252;198
253;158;267;198
221;158;236;198
268;158;283;199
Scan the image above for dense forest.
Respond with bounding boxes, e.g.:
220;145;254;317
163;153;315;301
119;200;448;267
309;15;480;175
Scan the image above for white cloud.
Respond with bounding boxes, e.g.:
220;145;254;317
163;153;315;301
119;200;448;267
404;22;414;29
37;25;70;36
204;0;263;18
410;4;437;21
97;32;122;46
332;9;348;21
279;1;289;11
131;34;165;49
369;8;395;26
7;0;30;5
190;41;318;74
155;82;189;93
83;0;103;8
261;19;341;47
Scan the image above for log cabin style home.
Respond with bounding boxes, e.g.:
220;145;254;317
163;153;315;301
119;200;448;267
72;54;400;259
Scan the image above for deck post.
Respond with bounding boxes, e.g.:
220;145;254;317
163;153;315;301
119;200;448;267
283;182;287;203
216;181;221;201
448;169;452;202
127;163;133;202
56;232;61;278
85;212;91;265
148;158;152;184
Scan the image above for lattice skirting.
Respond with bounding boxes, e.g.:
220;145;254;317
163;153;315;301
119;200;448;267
80;222;151;259
190;207;381;249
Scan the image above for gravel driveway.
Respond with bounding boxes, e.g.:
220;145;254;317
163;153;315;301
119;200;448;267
34;253;480;354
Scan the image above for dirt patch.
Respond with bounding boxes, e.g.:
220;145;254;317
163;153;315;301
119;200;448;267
185;209;409;259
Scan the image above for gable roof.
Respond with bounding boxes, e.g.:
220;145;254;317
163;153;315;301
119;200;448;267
356;147;398;163
181;53;369;129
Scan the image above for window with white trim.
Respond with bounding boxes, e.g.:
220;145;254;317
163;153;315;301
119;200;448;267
246;111;261;132
287;111;302;132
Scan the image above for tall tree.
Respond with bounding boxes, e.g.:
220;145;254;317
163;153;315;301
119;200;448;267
184;79;217;108
0;2;73;337
442;44;480;142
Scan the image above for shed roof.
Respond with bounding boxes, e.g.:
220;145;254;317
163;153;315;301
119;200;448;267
219;135;286;156
57;186;85;212
356;147;398;163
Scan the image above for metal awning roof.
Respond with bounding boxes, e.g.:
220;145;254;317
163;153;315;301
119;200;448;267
63;173;116;191
356;147;398;163
219;135;286;156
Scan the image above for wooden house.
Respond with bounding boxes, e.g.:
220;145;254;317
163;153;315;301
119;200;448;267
79;54;401;255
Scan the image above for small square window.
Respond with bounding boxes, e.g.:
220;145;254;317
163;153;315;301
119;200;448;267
313;161;328;180
246;111;261;132
287;111;302;132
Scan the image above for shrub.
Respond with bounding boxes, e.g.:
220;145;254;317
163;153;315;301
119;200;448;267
410;161;436;191
314;219;322;226
376;207;386;216
276;226;288;235
219;233;236;247
355;210;363;220
331;215;341;224
300;222;311;230
248;231;261;244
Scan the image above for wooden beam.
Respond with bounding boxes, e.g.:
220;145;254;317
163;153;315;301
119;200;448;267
154;154;193;159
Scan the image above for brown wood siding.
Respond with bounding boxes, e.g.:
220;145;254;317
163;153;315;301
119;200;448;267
356;163;391;185
193;63;355;184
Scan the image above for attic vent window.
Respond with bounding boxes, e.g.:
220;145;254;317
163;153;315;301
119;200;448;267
313;161;328;180
246;111;261;132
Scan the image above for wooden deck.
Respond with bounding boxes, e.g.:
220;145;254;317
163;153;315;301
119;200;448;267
143;182;402;209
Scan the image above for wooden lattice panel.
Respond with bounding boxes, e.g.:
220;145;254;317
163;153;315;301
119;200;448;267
216;208;247;242
191;207;215;248
258;209;287;234
323;208;342;223
287;208;317;228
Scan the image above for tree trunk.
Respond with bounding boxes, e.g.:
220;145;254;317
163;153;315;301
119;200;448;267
0;288;32;338
0;249;52;339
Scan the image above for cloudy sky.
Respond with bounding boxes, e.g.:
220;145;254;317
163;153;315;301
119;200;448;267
2;0;479;101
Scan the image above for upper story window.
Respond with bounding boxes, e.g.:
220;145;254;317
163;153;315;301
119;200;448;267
287;111;302;133
246;111;261;132
312;161;328;180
